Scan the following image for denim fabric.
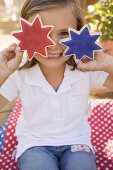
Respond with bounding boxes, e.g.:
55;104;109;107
18;145;97;170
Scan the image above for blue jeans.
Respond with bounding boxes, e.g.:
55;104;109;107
18;145;97;170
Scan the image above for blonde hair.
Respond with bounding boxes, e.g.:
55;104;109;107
19;0;84;70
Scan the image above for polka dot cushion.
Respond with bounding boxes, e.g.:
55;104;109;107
0;99;21;170
104;139;113;161
0;99;113;170
89;99;113;170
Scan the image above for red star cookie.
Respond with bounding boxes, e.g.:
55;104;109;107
12;16;55;60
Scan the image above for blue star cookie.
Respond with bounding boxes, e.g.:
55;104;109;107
60;25;102;60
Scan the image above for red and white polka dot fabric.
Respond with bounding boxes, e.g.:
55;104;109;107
104;139;113;161
0;99;21;170
89;99;113;170
0;99;113;170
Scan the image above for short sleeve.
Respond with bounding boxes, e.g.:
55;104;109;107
0;72;19;101
89;71;109;90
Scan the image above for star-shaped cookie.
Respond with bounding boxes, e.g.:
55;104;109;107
12;16;55;60
60;25;102;60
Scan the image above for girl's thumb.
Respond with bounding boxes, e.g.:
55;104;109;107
15;46;22;53
15;46;23;64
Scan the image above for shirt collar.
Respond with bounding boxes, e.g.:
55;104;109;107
24;64;85;94
25;64;46;86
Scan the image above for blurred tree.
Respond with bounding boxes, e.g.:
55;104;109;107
86;0;113;41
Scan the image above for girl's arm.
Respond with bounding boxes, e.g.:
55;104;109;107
103;75;113;91
0;43;23;87
0;95;17;127
0;95;9;110
75;51;113;75
75;51;113;91
0;43;22;126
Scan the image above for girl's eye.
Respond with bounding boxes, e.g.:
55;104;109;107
60;32;69;36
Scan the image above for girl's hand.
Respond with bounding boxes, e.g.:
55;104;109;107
75;51;113;73
0;43;23;77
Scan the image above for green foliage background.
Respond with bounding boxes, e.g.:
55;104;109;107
86;0;113;41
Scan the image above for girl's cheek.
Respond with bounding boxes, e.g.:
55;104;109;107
34;53;42;60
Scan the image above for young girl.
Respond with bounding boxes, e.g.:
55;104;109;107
0;0;113;170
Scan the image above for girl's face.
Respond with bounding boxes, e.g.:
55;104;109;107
28;5;77;69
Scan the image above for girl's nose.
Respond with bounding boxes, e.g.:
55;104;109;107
53;38;60;46
48;33;65;50
50;34;60;46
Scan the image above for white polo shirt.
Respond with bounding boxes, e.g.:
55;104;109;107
0;64;108;159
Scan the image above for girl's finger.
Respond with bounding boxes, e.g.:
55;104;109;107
94;51;104;58
76;60;97;71
74;59;81;65
13;46;23;65
8;43;17;48
7;46;23;72
1;46;16;58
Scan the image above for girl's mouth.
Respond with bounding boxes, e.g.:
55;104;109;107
47;53;63;59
